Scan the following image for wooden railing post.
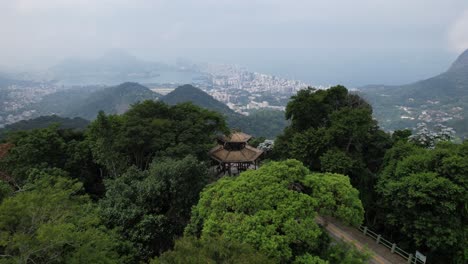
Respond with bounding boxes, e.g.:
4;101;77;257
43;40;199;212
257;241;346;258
363;226;368;235
376;234;381;244
408;254;413;263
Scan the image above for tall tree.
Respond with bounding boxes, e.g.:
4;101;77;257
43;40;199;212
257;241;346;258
274;86;392;219
0;126;103;197
99;155;210;262
376;141;467;263
0;175;122;263
86;101;227;177
152;236;274;264
185;160;365;263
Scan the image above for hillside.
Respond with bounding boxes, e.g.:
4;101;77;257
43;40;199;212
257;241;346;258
162;84;233;114
162;85;288;138
65;82;160;120
359;49;468;138
0;115;89;138
32;85;105;117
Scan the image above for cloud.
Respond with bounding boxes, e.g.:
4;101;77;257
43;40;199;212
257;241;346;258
449;10;468;53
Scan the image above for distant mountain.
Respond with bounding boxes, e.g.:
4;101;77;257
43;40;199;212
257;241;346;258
65;82;160;120
162;84;288;138
162;84;234;115
359;49;468;138
50;50;173;85
0;115;89;138
34;82;160;120
32;85;105;116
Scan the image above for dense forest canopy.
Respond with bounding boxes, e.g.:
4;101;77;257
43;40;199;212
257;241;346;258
0;86;465;264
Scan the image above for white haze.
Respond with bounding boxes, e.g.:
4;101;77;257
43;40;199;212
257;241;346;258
1;0;467;86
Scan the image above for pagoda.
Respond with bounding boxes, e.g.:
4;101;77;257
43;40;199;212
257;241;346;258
209;132;263;176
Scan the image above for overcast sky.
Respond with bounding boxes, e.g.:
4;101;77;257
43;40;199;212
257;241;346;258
1;0;467;86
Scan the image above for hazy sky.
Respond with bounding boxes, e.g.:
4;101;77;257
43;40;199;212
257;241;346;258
1;0;468;86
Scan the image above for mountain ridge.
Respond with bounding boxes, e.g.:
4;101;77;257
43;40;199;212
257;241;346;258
161;84;288;138
448;49;468;72
358;49;468;137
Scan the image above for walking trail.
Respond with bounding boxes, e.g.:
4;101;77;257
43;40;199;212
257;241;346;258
316;216;406;264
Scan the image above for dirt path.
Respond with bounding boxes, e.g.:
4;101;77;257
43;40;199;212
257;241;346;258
316;216;406;264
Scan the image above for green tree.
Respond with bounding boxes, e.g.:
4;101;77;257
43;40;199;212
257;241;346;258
87;101;227;177
302;173;364;226
274;86;392;221
376;141;468;263
0;126;67;185
152;236;274;264
0;175;121;264
0;181;12;203
324;242;371;264
99;155;209;261
320;149;355;175
0;127;103;197
185;160;364;262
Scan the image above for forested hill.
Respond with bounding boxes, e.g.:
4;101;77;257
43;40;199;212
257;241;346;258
161;84;288;138
66;82;160;119
0;115;89;137
28;83;285;138
161;84;233;115
359;49;468;138
35;82;161;120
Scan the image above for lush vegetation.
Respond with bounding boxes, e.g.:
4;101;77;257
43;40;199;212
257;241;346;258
0;85;465;263
185;160;366;263
376;141;467;263
273;85;392;220
0;176;123;263
0;100;227;263
272;85;466;263
0;115;89;139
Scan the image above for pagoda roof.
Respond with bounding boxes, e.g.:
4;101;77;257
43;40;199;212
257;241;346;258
219;132;252;143
209;145;263;163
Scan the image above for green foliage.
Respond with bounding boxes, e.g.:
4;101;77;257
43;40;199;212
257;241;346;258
391;129;412;142
0;125;68;184
292;242;370;264
249;136;267;148
293;254;329;264
152;236;274;264
377;141;468;262
0;175;121;264
0;115;89;139
320;149;355;175
324;242;371;264
99;156;209;261
87;100;227;177
0;126;103;196
302;173;364;226
0;181;12;203
274;85;392;218
185;160;364;262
